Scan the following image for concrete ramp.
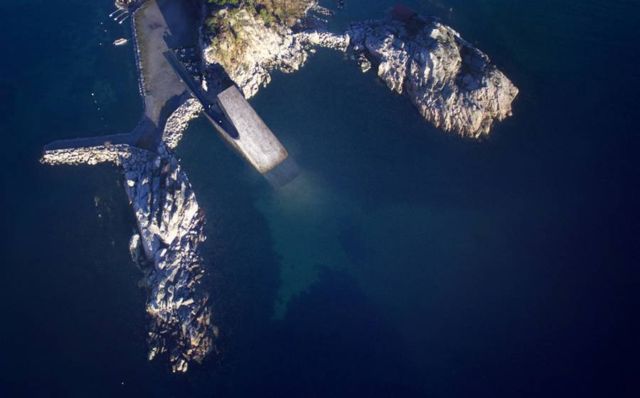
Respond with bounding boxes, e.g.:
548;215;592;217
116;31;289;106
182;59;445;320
216;86;288;174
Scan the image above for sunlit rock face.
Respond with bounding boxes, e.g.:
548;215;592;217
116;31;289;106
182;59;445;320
348;17;519;138
41;111;216;373
202;5;517;138
40;144;137;166
123;144;216;373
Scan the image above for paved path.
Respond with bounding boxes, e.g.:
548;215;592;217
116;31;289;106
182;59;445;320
133;0;189;125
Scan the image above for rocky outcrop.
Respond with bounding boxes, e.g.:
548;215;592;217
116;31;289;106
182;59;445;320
42;0;220;373
203;5;517;137
122;143;216;373
348;17;518;138
203;7;348;98
163;98;203;150
40;104;217;373
203;8;307;98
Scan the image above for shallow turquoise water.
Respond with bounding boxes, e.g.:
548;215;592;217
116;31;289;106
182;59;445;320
0;0;638;396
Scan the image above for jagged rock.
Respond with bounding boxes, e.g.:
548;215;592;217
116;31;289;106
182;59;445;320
129;232;147;269
203;8;308;98
202;4;517;137
347;17;519;138
356;53;372;73
163;98;203;149
40;105;217;373
121;143;215;372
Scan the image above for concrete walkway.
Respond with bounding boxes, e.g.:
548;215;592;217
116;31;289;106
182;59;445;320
133;0;191;125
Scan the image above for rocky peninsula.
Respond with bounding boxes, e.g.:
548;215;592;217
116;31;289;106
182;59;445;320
41;0;217;373
41;127;217;374
201;2;518;137
40;0;519;374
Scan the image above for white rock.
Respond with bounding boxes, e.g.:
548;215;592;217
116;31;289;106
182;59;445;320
348;18;519;138
121;142;215;372
41;109;217;373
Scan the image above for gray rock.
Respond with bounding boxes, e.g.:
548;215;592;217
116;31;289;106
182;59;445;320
40;105;217;373
356;53;372;73
347;17;519;138
163;98;203;150
121;144;216;373
200;6;518;138
40;144;136;166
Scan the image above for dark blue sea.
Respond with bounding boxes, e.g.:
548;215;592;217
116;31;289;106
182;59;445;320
1;0;638;396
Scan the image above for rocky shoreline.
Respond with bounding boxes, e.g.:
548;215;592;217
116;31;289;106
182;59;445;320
201;1;348;98
347;16;519;138
123;143;216;373
201;5;518;137
40;0;219;373
41;119;217;372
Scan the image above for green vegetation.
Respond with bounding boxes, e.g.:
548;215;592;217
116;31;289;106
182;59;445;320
204;0;313;69
205;7;253;67
208;0;241;6
207;0;313;28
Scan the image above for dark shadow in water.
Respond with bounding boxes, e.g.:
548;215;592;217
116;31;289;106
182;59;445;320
171;118;283;390
226;267;424;398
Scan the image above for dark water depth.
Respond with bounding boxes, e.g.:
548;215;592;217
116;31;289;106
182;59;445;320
0;0;638;397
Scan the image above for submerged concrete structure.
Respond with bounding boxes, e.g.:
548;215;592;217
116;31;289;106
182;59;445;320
163;48;290;175
216;86;288;174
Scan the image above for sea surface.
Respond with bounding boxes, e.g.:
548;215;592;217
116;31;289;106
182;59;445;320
0;0;638;396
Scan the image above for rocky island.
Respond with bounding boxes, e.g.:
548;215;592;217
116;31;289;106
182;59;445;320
40;0;518;373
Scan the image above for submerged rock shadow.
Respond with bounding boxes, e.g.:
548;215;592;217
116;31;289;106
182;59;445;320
226;267;424;397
